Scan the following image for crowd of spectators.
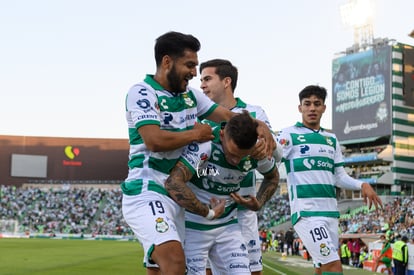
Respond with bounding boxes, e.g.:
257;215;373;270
2;184;414;241
339;196;414;240
0;185;131;235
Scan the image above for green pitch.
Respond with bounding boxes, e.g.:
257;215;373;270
0;238;376;274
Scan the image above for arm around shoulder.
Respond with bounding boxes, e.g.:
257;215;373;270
138;123;213;152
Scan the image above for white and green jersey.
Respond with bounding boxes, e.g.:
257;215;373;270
277;122;344;225
202;98;276;208
179;127;276;231
121;75;218;196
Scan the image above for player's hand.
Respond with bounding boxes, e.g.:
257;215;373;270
230;193;261;211
250;138;266;160
256;120;276;159
209;197;226;218
193;122;214;143
361;182;383;210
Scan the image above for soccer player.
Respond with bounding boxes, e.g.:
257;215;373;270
121;31;275;275
277;85;382;275
165;111;280;274
199;59;282;275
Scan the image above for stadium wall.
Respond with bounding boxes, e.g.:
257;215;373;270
0;135;129;186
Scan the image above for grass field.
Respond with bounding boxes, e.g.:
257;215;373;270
0;238;381;274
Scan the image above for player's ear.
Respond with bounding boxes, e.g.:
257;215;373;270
298;104;302;113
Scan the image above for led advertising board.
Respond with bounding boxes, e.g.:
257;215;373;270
332;45;392;142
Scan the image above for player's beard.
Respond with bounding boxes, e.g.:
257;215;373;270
167;65;186;93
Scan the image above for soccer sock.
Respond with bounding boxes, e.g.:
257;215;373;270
321;272;343;275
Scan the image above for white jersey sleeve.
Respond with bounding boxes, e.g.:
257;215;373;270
126;83;161;129
190;87;219;120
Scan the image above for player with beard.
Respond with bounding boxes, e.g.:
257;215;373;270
121;31;276;275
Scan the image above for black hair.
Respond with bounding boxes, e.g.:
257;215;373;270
199;59;238;92
299;85;327;103
225;110;258;149
154;31;201;67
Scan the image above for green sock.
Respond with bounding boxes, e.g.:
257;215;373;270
322;272;343;275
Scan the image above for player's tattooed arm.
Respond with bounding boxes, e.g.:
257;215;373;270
256;167;279;208
165;161;209;217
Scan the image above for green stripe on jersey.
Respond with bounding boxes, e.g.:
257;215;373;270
120;180;168;196
290;133;336;148
157;92;198;112
128;154;145;169
128;127;145;145
149;157;177;174
296;184;336;199
185;218;238;231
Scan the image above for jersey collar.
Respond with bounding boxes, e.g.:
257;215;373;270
144;74;164;91
231;97;247;109
295;122;324;133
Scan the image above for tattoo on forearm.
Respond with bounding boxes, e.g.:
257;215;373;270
256;169;279;207
165;162;208;216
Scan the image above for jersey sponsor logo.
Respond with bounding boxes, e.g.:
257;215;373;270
216;184;239;193
303;159;315;169
188;143;199;152
212;149;220;161
137;114;158;120
320;243;331;256
319;147;335;156
186;257;204;263
278;138;289;147
159;98;168;110
299;145;310;154
229;263;249;269
163;113;173;125
248;240;257;247
136;99;151;110
179;113;197;123
155;217;169;233
296;135;306;143
200;153;208;161
303;159;333;170
138;87;147;96
231;252;248;257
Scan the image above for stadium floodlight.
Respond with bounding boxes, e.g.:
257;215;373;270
340;0;375;47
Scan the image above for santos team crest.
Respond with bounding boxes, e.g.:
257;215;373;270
155;217;169;233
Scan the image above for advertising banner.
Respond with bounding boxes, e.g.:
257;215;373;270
332;46;392;142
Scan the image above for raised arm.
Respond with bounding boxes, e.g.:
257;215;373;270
165;161;225;218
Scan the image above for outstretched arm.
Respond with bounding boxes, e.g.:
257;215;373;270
335;167;383;210
165;161;225;218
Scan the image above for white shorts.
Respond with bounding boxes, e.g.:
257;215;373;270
294;217;340;266
238;209;262;272
122;191;185;266
185;223;250;275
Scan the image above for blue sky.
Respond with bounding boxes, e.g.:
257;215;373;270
0;0;413;138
